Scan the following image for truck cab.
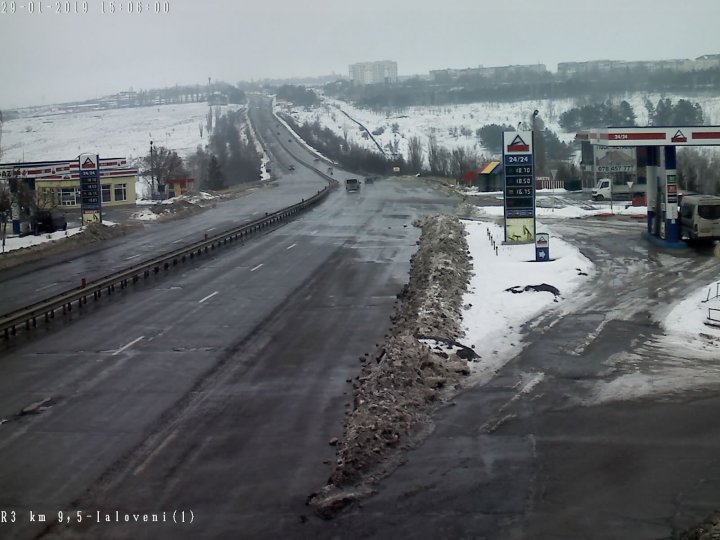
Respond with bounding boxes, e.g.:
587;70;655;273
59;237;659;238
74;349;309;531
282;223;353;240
591;178;612;201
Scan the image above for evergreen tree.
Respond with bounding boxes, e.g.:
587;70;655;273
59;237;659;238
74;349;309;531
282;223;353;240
206;155;225;190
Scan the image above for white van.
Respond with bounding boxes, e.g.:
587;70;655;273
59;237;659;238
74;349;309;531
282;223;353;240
680;194;720;242
591;178;612;201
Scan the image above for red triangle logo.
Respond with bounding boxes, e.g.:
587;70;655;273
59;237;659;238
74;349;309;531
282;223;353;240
507;134;530;152
671;130;687;143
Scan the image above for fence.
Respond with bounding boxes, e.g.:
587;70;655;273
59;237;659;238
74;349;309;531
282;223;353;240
703;282;720;327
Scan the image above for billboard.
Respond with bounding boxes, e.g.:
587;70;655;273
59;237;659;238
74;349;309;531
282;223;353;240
503;131;535;243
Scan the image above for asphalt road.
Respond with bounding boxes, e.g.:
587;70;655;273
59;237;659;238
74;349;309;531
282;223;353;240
297;218;720;540
0;172;457;539
4;96;720;539
0;98;328;315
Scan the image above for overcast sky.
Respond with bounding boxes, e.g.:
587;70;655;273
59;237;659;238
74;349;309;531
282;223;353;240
1;0;719;108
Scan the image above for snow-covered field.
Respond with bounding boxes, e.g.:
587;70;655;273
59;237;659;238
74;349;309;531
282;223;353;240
277;91;720;166
1;102;250;198
2;102;243;165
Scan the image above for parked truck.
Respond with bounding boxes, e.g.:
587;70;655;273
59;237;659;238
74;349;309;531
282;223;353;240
591;177;646;201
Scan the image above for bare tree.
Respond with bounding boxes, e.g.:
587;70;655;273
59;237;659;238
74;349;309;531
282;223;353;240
141;146;190;196
407;136;424;173
427;136;451;177
678;148;720;195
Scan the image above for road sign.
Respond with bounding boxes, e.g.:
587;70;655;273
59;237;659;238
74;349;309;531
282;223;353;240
535;232;549;262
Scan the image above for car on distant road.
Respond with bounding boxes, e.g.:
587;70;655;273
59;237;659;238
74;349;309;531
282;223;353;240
345;178;360;192
288;164;295;171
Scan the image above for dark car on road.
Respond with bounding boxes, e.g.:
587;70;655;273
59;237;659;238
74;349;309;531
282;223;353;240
33;209;67;235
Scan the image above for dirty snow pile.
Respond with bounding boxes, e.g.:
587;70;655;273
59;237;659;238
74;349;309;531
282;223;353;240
309;214;595;517
309;214;474;517
0;222;131;270
131;192;218;221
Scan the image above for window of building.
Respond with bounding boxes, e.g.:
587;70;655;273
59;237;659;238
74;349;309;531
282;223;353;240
101;184;112;203
113;183;127;202
60;187;79;206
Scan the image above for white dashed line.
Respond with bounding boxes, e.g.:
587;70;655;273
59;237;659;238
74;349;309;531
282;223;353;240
124;254;140;261
112;336;144;356
250;264;264;272
35;282;57;292
172;239;184;244
286;243;297;250
198;291;219;304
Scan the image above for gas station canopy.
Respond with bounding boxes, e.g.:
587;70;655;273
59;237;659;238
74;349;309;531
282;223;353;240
576;126;720;147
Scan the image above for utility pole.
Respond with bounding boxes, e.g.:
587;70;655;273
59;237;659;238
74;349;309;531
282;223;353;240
150;140;155;198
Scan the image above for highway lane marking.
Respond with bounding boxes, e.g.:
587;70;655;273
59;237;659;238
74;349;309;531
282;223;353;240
310;230;319;235
286;243;297;250
124;254;140;261
172;239;184;244
198;291;219;304
207;227;216;232
250;264;264;272
35;282;58;292
112;336;145;356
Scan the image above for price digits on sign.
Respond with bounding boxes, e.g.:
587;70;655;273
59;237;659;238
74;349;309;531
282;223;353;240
505;165;532;175
505;155;531;164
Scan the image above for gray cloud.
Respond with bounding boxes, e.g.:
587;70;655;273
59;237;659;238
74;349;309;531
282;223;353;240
1;0;718;107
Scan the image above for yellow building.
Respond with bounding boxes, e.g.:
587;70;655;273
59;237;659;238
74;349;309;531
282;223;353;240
0;157;138;209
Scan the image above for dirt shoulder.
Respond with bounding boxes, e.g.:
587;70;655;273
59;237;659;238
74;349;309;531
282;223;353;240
308;214;476;518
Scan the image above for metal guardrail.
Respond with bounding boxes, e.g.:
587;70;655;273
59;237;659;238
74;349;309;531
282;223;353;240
0;102;340;340
1;182;335;340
